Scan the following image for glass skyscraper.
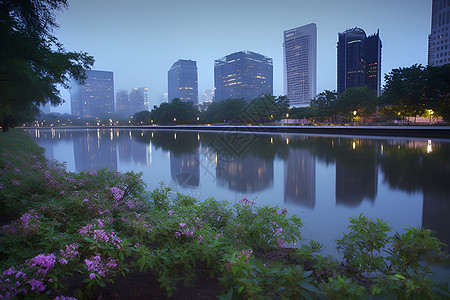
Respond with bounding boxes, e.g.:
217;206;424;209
283;23;317;107
70;70;114;118
428;0;450;66
337;27;382;96
168;59;198;104
214;50;273;102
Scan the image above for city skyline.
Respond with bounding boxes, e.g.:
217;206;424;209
53;0;431;113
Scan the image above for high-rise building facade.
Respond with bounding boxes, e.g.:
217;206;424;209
70;70;114;117
168;59;198;104
428;0;450;66
116;90;129;116
337;28;382;96
283;23;317;107
214;50;273;102
129;87;149;114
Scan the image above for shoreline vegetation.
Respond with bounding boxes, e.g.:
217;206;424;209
0;130;449;299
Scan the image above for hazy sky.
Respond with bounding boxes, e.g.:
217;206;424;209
53;0;431;113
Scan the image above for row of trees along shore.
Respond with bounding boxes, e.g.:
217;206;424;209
1;0;449;131
133;63;449;126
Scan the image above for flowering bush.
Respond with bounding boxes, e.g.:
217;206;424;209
0;131;448;299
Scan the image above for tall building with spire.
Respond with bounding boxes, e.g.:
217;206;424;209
283;23;317;107
428;0;450;66
337;27;382;96
214;51;273;102
168;60;198;104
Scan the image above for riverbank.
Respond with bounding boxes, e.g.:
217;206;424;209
23;124;450;139
1;130;449;299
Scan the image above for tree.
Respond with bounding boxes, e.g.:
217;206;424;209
336;86;377;120
381;64;427;119
150;99;198;124
424;64;450;121
382;64;450;121
0;0;94;132
311;90;338;121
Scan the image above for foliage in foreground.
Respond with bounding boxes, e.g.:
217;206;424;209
0;131;449;299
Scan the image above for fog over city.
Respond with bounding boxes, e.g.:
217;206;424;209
53;0;431;113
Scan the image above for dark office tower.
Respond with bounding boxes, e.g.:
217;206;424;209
428;0;450;66
116;90;129;116
284;148;316;208
337;27;382;95
129;87;149;114
365;32;382;96
214;51;273;102
70;70;114;118
283;23;317;107
168;59;198;104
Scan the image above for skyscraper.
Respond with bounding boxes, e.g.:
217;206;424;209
214;50;273;102
337;28;382;96
428;0;450;66
168;59;198;104
129;87;149;114
115;90;129;116
283;23;317;107
70;70;114;118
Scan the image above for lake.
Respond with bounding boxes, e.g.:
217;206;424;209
26;127;450;257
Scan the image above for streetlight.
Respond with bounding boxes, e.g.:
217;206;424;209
428;109;434;124
286;113;289;118
173;118;176;122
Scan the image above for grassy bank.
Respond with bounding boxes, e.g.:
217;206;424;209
0;130;448;299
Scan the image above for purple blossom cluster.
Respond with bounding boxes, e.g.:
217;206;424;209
110;187;125;201
2;211;40;235
174;222;194;239
79;223;122;249
236;249;253;262
84;254;118;280
59;243;80;261
271;222;285;248
239;197;255;206
30;253;56;275
0;251;72;298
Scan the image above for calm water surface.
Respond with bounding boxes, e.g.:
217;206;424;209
26;128;450;258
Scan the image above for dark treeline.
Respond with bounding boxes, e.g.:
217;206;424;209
134;95;290;125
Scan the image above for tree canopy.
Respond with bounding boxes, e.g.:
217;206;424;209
382;64;450;121
0;0;94;131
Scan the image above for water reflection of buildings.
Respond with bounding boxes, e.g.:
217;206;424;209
284;149;316;208
30;129;55;160
117;130;150;166
73;129;117;171
335;139;378;207
423;190;450;249
170;151;200;187
216;154;273;193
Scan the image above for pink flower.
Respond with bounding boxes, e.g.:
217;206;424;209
89;273;96;280
179;223;186;228
214;233;221;239
168;210;173;215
